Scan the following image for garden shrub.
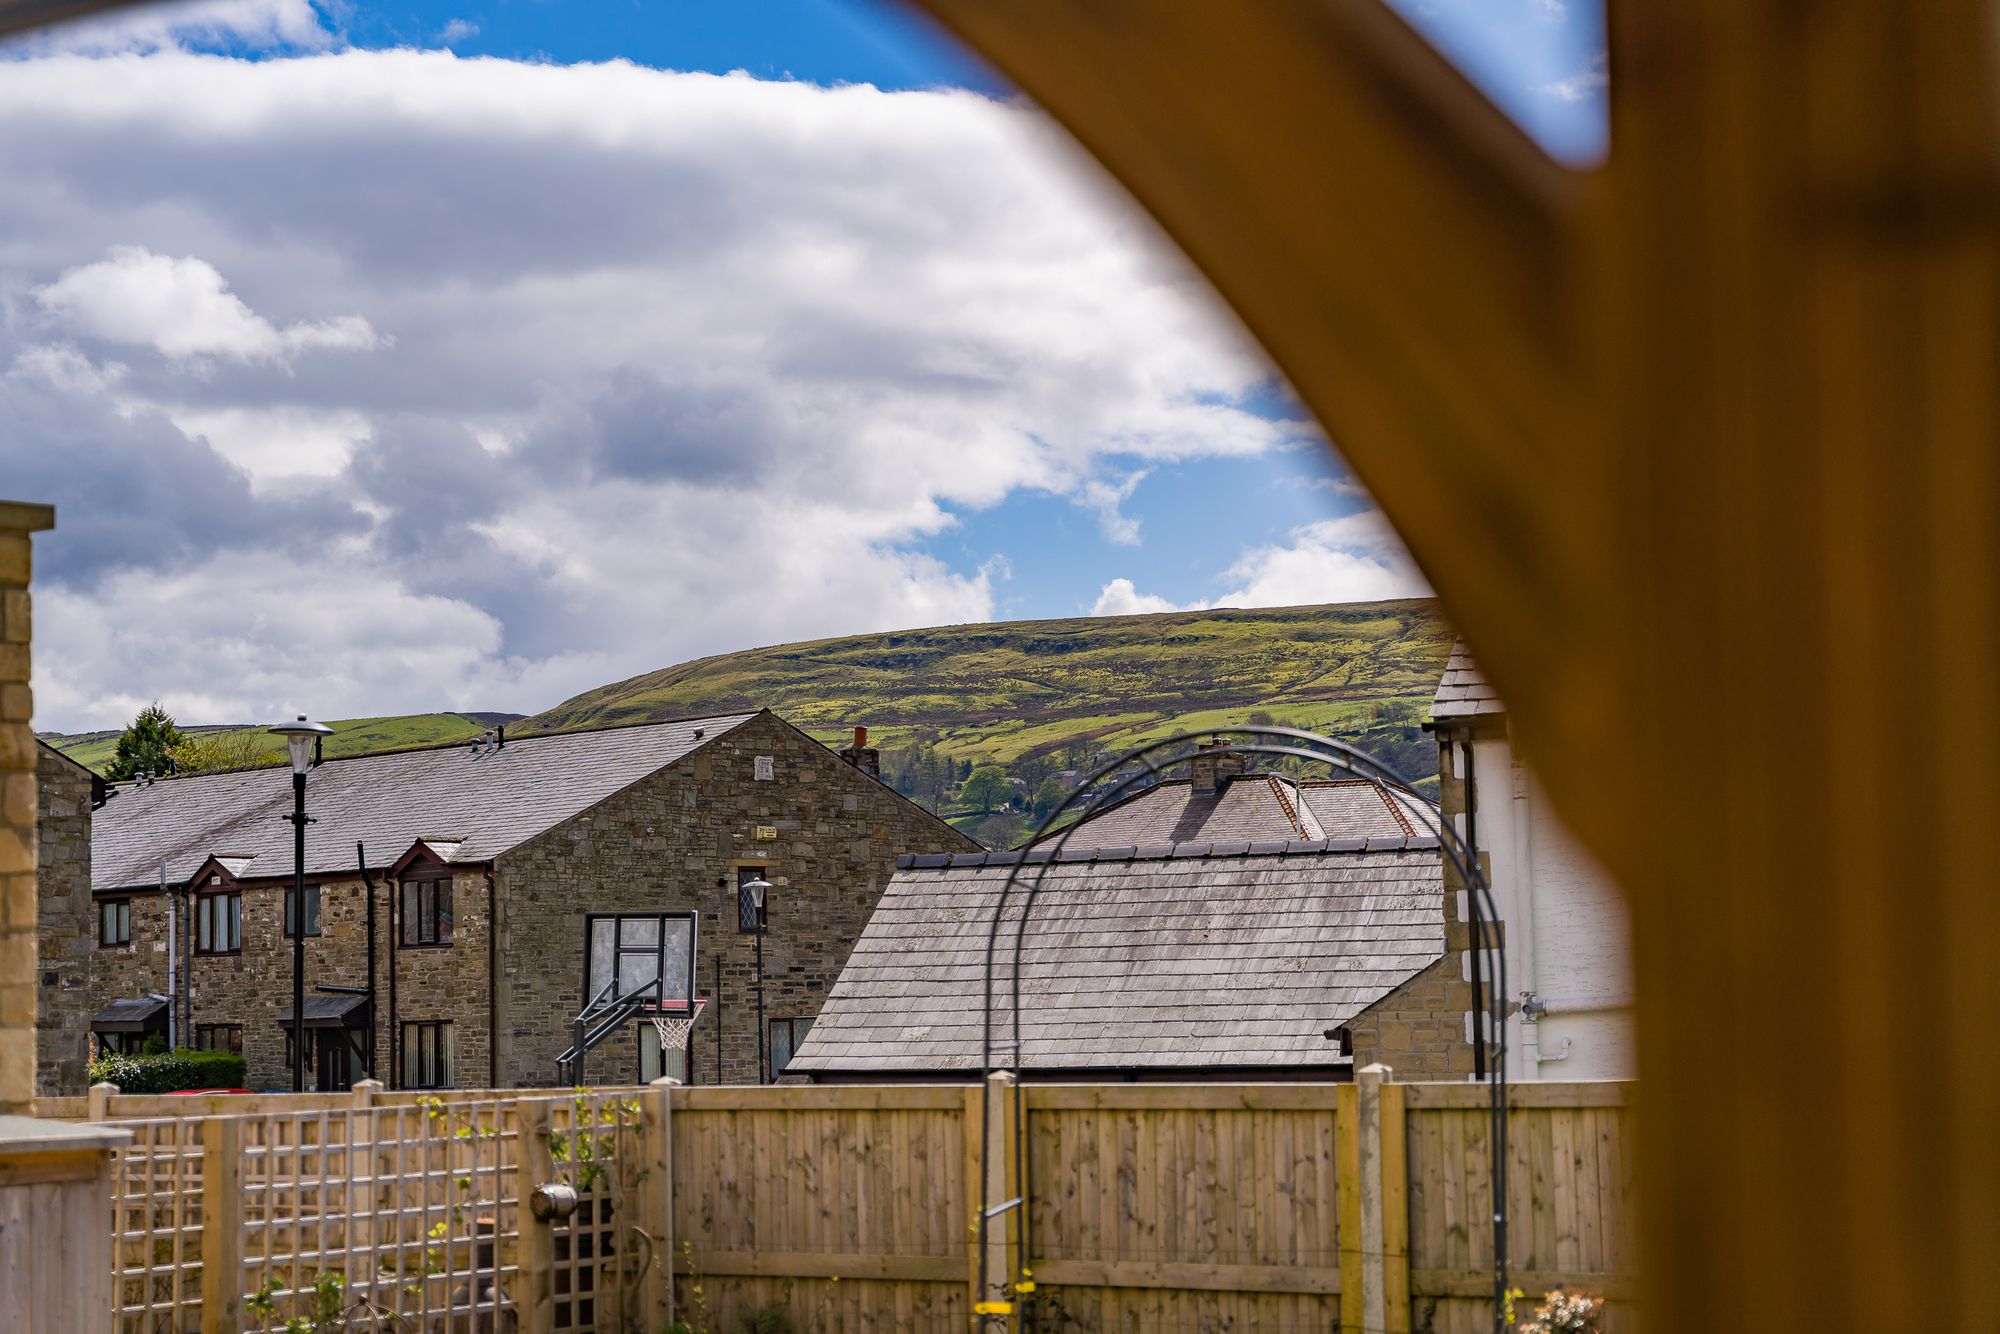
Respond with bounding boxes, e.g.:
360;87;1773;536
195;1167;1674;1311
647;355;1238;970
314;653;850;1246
88;1047;248;1093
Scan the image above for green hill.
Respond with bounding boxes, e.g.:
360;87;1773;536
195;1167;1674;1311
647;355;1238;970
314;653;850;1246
43;713;518;776
523;599;1453;791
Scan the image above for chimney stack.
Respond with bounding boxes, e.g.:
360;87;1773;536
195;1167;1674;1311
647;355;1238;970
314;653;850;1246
1188;738;1249;796
838;724;881;780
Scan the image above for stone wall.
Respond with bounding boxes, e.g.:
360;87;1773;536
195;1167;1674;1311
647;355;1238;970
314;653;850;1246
87;869;490;1091
495;711;976;1087
0;500;54;1113
34;745;91;1095
1345;725;1481;1077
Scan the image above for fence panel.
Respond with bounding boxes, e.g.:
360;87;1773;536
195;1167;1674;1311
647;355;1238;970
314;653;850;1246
1021;1085;1345;1332
1404;1083;1637;1334
671;1085;973;1333
111;1117;206;1333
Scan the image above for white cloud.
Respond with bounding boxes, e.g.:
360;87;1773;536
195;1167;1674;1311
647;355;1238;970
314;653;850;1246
1090;577;1182;617
437;19;479;45
1093;510;1427;617
1533;0;1568;22
1;50;1312;730
36;247;382;364
2;0;330;57
1540;52;1608;102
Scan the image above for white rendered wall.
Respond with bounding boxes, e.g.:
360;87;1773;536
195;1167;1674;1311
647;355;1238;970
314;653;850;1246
1467;733;1635;1081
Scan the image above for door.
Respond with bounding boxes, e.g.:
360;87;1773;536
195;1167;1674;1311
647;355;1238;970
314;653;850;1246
316;1029;354;1091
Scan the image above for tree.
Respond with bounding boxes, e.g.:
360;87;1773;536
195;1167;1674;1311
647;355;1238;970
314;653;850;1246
959;764;1011;813
105;703;185;780
172;730;283;774
974;812;1025;850
1031;776;1068;821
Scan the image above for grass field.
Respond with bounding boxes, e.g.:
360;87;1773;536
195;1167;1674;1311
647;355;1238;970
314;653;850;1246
523;598;1453;780
43;713;514;775
44;600;1455;787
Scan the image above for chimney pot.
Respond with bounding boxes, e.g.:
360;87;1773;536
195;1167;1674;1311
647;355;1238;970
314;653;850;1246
853;725;867;749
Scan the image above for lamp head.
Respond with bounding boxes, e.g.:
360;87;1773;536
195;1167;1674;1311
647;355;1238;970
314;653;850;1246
268;714;334;774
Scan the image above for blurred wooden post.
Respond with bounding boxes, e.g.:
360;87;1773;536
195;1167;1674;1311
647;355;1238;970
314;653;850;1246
349;1078;381;1111
975;1071;1020;1329
1335;1082;1362;1334
200;1117;244;1334
513;1098;554;1334
87;1081;115;1122
639;1079;678;1331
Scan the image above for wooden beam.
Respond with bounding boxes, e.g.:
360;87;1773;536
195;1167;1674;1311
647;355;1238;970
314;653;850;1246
913;0;1596;695
1031;1257;1340;1296
677;1249;963;1283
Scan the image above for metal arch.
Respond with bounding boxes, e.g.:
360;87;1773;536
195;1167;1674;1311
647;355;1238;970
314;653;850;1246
974;725;1511;1331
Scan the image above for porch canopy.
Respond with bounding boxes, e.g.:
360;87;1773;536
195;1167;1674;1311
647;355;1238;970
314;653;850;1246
274;994;370;1029
90;998;166;1035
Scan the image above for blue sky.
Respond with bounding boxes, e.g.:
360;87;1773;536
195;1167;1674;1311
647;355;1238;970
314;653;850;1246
3;0;1604;728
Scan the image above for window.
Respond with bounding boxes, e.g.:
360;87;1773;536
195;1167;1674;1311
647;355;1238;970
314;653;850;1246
735;865;770;934
95;1031;143;1057
196;891;241;954
195;1024;243;1055
769;1016;814;1079
285;884;322;938
400;877;453;947
402;1021;454;1089
98;899;131;947
584;913;697;1007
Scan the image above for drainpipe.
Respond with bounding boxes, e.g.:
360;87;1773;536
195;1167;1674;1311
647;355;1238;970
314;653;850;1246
387;871;399;1089
1510;753;1540;1081
160;860;175;1049
357;843;377;1082
1460;734;1485;1080
486;870;499;1088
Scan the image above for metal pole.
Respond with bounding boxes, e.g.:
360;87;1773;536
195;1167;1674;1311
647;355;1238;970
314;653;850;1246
291;770;307;1093
754;929;766;1085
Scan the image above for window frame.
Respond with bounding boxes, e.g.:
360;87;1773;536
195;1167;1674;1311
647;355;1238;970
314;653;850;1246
768;1015;815;1080
98;897;132;948
284;883;323;939
398;872;454;949
195;889;242;955
401;1020;455;1090
194;1023;243;1055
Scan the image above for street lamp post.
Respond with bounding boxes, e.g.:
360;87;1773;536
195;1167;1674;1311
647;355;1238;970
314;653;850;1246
738;876;773;1084
270;715;332;1093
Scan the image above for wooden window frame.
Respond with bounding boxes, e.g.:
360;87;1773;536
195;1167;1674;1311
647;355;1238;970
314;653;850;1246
195;890;241;956
194;1023;243;1055
768;1015;814;1080
284;884;322;939
399;873;454;949
401;1020;455;1089
98;898;132;948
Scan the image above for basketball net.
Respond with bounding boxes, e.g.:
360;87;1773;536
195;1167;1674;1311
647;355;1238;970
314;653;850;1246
650;998;706;1053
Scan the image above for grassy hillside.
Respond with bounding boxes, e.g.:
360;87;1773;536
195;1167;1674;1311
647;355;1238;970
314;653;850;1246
524;599;1453;784
44;713;518;776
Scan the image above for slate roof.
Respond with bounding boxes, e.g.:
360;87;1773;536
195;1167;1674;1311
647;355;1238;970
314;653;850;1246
92;997;167;1031
91;713;760;892
1048;775;1430;847
1429;639;1504;720
788;841;1445;1075
276;994;372;1027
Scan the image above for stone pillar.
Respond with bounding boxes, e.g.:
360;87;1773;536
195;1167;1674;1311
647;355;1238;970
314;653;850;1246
0;500;55;1114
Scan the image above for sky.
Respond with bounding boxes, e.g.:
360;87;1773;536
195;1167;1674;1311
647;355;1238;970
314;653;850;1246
1;0;1606;732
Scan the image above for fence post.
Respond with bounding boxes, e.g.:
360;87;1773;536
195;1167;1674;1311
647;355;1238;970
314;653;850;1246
87;1080;116;1122
200;1117;245;1334
350;1078;382;1111
639;1078;679;1332
974;1071;1021;1328
1358;1063;1411;1333
514;1098;555;1334
1337;1081;1362;1334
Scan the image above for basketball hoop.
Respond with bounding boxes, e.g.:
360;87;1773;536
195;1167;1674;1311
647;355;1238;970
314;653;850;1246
649;997;707;1054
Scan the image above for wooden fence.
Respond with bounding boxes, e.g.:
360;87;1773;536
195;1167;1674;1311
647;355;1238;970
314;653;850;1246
70;1070;1633;1332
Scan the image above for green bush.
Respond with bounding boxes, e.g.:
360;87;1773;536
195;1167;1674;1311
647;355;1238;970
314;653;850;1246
88;1047;248;1094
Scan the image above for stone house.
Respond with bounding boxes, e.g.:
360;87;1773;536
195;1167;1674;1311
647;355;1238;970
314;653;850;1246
33;741;94;1096
72;709;974;1093
792;756;1449;1082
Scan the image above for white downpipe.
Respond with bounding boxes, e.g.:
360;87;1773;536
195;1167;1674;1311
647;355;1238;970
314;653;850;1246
1526;994;1636;1018
1509;757;1539;1081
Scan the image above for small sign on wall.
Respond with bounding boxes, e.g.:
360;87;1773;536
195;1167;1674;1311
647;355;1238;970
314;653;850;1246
755;825;778;841
753;755;774;781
